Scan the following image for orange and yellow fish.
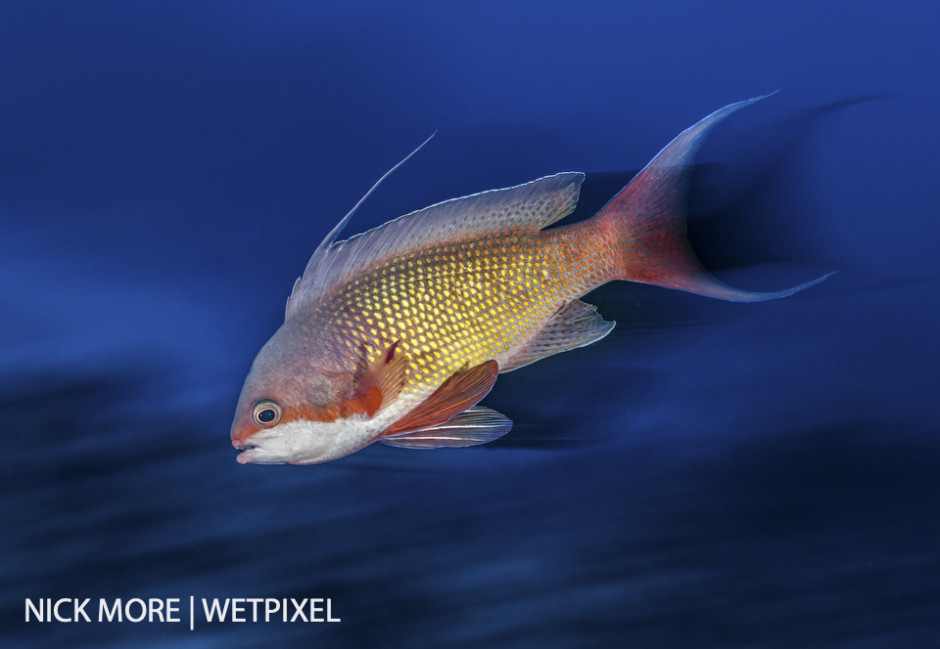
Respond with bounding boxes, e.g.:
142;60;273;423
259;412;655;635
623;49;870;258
231;96;829;465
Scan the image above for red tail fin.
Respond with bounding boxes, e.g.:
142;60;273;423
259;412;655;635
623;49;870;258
596;94;832;302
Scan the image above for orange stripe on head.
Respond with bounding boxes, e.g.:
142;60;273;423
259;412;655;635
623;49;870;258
279;390;382;426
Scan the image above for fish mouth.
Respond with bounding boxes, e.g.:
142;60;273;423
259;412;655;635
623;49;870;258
233;438;287;464
233;439;260;464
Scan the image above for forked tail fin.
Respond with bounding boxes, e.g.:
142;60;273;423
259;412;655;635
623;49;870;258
596;94;832;302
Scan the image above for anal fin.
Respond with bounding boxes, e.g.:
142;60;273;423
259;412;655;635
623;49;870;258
502;300;615;372
381;360;498;436
379;406;512;449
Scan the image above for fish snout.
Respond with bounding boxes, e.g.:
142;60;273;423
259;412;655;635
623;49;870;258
230;422;257;450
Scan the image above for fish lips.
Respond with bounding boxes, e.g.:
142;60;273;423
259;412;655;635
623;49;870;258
231;432;286;464
233;440;260;464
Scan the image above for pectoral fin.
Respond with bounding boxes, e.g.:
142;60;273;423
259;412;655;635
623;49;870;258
380;360;499;437
350;341;409;417
379;406;512;449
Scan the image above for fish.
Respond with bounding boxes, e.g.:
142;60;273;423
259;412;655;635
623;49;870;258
230;95;831;465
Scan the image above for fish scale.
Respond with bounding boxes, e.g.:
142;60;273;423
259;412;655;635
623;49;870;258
230;95;831;465
320;227;602;393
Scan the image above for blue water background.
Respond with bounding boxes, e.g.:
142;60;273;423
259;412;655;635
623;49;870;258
2;2;939;647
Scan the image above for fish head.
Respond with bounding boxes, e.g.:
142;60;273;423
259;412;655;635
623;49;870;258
230;324;379;465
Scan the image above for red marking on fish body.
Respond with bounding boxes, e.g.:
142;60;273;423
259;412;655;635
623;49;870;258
355;386;383;417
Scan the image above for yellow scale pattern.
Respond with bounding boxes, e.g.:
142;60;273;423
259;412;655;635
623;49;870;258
310;220;612;396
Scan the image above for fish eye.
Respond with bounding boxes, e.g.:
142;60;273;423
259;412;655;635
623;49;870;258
252;400;282;428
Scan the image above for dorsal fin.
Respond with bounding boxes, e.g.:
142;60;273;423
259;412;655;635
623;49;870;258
286;172;584;319
285;135;434;320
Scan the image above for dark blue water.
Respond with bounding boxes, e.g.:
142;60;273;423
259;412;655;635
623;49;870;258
3;2;939;647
